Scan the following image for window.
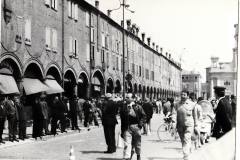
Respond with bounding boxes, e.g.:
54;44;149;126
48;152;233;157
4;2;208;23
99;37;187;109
132;63;135;75
51;0;58;10
73;39;78;57
15;17;22;43
112;55;115;70
121;57;123;72
86;12;90;26
106;52;109;68
151;71;154;81
25;19;31;45
68;1;77;20
90;45;95;60
139;66;142;77
105;36;108;49
116;56;119;71
69;36;78;57
101;49;105;63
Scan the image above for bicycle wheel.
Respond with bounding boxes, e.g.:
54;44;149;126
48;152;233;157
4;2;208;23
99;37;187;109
157;124;174;141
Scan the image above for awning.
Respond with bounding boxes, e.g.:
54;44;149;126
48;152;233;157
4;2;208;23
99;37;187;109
44;79;64;94
92;77;101;85
22;78;49;95
0;74;20;94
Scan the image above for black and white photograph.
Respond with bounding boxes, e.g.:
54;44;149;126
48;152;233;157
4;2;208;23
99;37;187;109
0;0;238;159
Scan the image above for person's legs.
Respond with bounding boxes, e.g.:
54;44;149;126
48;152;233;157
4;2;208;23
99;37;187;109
108;125;116;152
103;125;110;151
123;130;132;159
0;117;5;142
132;125;142;160
7;116;14;141
182;126;194;160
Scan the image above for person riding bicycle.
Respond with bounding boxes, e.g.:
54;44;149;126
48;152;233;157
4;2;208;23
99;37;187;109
163;98;176;124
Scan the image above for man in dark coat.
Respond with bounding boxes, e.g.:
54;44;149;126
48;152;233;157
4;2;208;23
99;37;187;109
102;93;118;153
14;96;27;140
69;95;80;130
0;95;7;143
83;98;92;128
5;95;19;142
212;86;232;139
142;98;153;135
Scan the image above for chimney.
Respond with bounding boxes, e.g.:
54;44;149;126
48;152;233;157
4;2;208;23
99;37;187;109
126;19;131;31
160;47;163;54
166;52;168;57
136;26;139;37
152;42;155;49
141;33;145;42
169;53;171;59
95;1;99;9
156;45;159;52
107;10;111;17
147;37;151;46
132;23;136;34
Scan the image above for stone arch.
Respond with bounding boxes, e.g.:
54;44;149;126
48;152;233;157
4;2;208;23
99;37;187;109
115;79;121;94
106;78;114;94
78;71;89;99
91;70;105;97
64;69;77;98
46;65;62;83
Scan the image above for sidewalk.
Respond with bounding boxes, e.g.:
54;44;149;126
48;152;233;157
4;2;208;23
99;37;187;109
0;120;101;149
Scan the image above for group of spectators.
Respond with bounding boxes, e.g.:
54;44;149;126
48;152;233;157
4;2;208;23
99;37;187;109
0;92;104;142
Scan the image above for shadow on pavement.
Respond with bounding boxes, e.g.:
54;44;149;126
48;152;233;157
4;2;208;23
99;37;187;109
80;150;104;154
148;139;176;143
97;158;123;160
163;147;182;152
147;157;181;160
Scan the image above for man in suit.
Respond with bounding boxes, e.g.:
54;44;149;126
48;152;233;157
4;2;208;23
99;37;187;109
212;86;232;139
102;93;118;153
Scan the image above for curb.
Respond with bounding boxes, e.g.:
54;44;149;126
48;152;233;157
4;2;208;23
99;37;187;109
0;125;101;150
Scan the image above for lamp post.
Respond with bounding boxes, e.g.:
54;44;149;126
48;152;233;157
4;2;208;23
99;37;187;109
108;0;134;101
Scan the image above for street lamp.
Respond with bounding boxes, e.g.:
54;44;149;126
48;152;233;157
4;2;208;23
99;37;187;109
108;0;134;101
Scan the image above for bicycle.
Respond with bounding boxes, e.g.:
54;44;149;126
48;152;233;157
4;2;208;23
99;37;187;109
157;116;178;141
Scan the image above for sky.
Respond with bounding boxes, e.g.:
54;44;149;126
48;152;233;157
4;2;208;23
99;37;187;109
86;0;238;82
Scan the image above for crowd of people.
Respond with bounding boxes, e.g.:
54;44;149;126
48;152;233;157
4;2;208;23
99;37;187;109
0;85;236;160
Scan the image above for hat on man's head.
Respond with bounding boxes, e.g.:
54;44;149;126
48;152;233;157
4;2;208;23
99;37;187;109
214;86;226;94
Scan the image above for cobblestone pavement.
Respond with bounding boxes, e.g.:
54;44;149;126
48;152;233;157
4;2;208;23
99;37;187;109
0;114;183;160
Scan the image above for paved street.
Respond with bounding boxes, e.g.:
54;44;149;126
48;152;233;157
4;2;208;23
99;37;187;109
0;114;183;160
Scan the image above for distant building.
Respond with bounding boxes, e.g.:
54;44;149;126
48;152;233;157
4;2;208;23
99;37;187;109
182;70;201;99
205;24;238;99
201;83;208;99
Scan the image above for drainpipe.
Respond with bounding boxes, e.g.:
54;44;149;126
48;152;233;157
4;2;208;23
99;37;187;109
61;0;65;90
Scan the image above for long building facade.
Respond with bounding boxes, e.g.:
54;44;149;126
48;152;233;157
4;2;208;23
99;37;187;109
0;0;182;104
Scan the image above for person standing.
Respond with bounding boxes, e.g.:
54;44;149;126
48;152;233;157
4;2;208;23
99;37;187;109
142;98;153;135
69;95;80;130
212;86;232;139
102;93;118;153
5;95;19;142
32;93;45;140
121;93;146;160
14;96;27;140
176;90;198;160
83;98;92;128
231;94;236;127
0;95;7;143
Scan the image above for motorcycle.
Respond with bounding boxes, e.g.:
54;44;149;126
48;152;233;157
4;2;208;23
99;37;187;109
198;100;215;145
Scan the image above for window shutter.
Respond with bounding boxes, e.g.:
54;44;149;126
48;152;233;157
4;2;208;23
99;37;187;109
71;2;74;19
74;3;78;20
76;39;78;56
69;36;73;53
91;28;94;43
25;19;31;41
51;0;55;8
86;12;89;26
86;43;90;61
55;0;58;10
68;1;71;17
102;33;105;47
45;0;50;6
52;29;57;50
45;27;51;47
